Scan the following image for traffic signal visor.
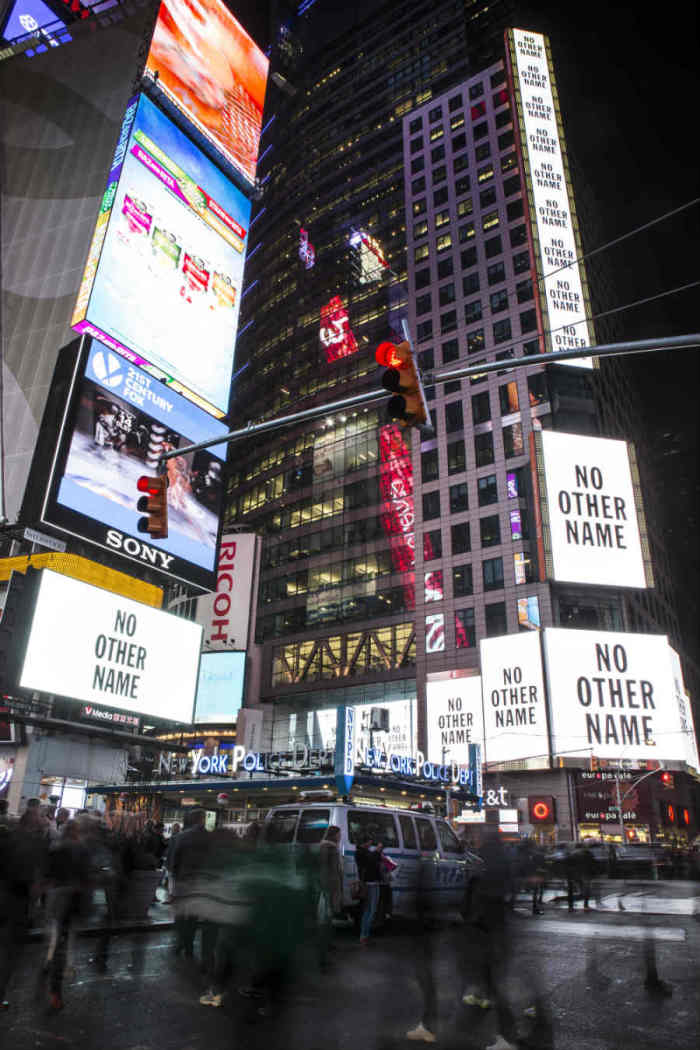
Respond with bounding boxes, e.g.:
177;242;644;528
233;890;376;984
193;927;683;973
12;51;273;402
136;475;168;539
375;340;432;432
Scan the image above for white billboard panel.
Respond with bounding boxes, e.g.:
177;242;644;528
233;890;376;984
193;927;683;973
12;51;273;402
479;632;549;767
539;430;647;588
196;533;257;650
668;647;700;771
543;628;693;763
426;675;483;767
20;571;202;723
510;29;593;367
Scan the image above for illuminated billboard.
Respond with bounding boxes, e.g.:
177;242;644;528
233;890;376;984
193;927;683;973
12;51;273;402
319;296;358;362
480;631;549;768
144;0;268;187
194;651;245;724
72;92;251;418
507;29;594;368
426;673;483;767
349;230;388;283
543;628;696;764
28;338;227;592
196;533;257;649
532;430;651;588
19;570;202;723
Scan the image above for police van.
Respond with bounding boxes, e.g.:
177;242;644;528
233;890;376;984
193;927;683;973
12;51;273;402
261;800;482;919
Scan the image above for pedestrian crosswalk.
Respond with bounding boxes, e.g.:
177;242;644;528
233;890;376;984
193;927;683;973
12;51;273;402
514;887;699;918
529;918;686;942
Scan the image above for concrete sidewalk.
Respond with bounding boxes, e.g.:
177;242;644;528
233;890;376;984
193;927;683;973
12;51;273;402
27;887;175;941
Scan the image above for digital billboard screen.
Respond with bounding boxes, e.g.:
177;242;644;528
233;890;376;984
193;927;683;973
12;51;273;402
19;570;202;723
144;0;268;187
72;92;251;418
194;650;245;724
37;338;227;591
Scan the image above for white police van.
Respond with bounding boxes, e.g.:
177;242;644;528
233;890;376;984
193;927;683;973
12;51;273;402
262;800;482;919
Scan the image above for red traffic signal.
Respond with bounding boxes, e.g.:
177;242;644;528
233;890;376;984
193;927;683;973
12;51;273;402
375;340;432;431
659;771;674;788
528;796;555;823
136;475;168;539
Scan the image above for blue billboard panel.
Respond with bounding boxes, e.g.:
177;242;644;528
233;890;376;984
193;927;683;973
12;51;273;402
39;338;228;591
73;93;252;418
194;651;245;724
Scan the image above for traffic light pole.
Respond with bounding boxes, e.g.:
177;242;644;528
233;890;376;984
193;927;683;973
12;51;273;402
158;332;700;464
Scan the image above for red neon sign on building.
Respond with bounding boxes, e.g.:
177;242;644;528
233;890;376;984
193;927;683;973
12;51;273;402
319;295;358;362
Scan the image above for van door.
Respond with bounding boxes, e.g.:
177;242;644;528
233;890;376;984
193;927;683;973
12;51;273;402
413;815;440;912
436;818;468;909
396;813;420;916
345;808;401;920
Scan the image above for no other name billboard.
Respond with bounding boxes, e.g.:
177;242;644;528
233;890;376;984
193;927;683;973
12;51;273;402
144;0;268;189
22;337;227;592
479;631;549;769
71;92;252;418
18;570;202;723
543;628;699;765
533;430;651;589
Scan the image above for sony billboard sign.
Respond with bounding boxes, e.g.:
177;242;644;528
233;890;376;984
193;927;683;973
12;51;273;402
196;533;257;650
21;338;228;593
19;570;202;723
536;431;649;589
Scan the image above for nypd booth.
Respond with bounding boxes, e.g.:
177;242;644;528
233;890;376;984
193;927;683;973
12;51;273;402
90;707;483;830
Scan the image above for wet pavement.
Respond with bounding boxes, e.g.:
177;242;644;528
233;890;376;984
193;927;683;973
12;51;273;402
2;880;697;1050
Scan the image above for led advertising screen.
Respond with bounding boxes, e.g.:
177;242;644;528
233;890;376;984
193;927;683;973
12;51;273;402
194;650;245;724
319;296;358;363
38;339;227;591
349;230;388;283
508;29;593;368
426;674;483;768
144;0;268;187
480;631;549;768
542;628;694;764
536;430;649;589
19;570;202;723
72;92;252;417
196;533;257;649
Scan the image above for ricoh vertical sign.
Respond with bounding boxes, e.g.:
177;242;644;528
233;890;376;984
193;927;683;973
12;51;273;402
507;28;594;368
196;533;258;650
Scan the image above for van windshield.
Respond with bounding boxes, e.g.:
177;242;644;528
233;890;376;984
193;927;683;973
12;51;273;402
297;809;330;843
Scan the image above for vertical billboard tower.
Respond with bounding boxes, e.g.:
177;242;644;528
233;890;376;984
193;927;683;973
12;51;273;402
506;28;595;367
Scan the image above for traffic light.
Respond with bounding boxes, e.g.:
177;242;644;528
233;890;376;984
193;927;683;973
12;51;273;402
590;755;599;772
659;771;674;788
136;475;168;539
375;340;432;431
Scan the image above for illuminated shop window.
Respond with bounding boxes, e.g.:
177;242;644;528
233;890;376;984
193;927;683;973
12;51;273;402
424;529;442;560
499;381;519;415
436;232;452;252
425;612;445;653
455;608;476;648
424;569;444;603
503;422;524;458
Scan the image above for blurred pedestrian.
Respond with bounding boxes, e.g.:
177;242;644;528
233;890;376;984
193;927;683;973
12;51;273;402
355;831;383;946
199;829;256;1007
318;825;343;970
164;822;182;902
405;851;438;1043
171;808;212;961
45;820;90;1010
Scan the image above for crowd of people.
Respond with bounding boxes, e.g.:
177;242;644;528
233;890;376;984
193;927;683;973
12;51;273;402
0;800;677;1046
